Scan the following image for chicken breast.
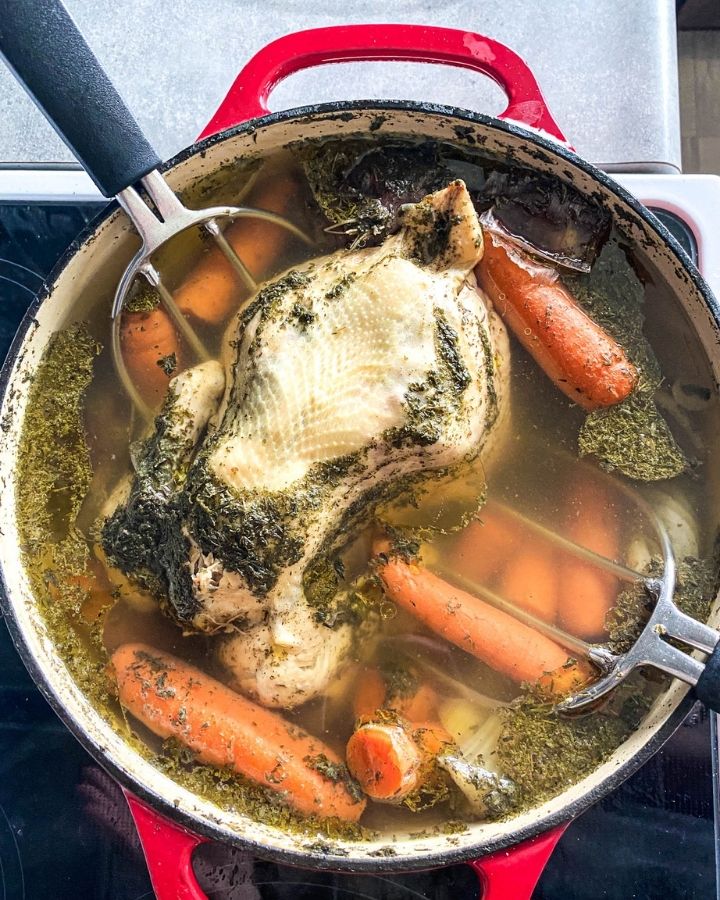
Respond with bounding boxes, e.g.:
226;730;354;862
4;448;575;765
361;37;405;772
103;180;509;708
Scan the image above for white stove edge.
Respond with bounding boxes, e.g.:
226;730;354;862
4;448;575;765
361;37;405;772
0;169;717;297
615;173;720;300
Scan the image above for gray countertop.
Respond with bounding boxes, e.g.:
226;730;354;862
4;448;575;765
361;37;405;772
0;0;681;173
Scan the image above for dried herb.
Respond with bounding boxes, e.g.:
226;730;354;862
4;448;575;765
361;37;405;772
304;753;365;804
497;674;651;808
606;555;717;654
566;241;688;480
16;325;113;710
123;282;161;313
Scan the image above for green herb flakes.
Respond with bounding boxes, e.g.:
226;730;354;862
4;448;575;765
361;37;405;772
567;241;688;480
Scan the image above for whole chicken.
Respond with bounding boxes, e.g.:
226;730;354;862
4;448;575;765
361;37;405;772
102;180;509;708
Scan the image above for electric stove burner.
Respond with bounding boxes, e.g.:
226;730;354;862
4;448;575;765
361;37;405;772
0;200;716;899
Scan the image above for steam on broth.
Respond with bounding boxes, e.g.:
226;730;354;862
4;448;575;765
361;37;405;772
15;137;720;841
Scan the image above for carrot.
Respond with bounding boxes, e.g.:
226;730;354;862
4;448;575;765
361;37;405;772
537;658;594;697
353;667;387;719
451;503;559;623
500;547;559;624
111;643;365;822
352;666;438;722
175;174;301;325
401;682;439;722
450;503;520;585
475;229;637;410
346;718;452;803
346;721;422;802
120;307;181;405
412;720;453;757
378;556;591;688
558;477;621;640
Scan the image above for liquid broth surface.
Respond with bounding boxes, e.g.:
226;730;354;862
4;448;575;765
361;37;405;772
16;141;720;838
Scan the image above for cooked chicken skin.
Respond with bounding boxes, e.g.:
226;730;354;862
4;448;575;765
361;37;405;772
103;180;509;709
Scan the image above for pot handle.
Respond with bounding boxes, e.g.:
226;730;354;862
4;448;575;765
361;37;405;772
124;791;210;900
470;823;569;899
199;24;569;146
125;787;566;899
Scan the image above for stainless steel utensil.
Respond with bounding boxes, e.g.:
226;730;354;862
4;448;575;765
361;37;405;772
110;171;311;417
0;0;312;419
433;487;720;714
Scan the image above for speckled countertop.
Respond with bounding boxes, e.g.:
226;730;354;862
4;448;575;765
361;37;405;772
0;0;681;172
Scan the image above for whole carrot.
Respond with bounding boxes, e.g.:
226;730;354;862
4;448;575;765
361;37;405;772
451;503;559;624
450;503;520;585
111;643;365;822
500;547;559;624
175;174;301;325
476;229;637;410
120;307;181;405
378;556;591;689
558;476;621;640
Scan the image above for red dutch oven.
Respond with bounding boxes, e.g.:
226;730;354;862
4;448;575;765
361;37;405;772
0;14;718;900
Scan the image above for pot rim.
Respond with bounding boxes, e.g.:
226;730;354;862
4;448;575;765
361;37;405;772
0;99;714;872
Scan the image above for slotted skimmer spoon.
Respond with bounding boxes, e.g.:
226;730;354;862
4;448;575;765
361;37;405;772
0;0;312;419
433;485;720;714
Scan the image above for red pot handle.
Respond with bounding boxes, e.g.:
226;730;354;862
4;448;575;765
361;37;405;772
125;791;209;900
470;823;569;899
126;789;566;899
199;24;568;145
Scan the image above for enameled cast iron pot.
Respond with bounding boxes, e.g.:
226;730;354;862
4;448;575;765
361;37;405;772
0;16;719;900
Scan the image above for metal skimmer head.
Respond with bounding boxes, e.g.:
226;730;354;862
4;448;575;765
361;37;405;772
111;170;314;420
431;480;718;714
551;493;718;713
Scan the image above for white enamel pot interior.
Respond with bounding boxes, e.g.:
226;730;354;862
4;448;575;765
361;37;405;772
0;103;719;872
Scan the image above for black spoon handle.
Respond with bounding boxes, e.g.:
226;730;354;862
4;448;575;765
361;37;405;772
0;0;161;196
694;645;720;713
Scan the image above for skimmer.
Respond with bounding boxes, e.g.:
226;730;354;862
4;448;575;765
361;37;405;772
0;0;313;419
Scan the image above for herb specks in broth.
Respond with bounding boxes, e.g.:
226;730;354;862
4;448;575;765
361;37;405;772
15;325;113;711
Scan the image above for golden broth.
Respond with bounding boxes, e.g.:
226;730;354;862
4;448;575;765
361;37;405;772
15;140;720;839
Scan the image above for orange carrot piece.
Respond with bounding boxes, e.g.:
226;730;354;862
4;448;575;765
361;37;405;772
346;718;452;803
411;721;453;758
378;556;587;686
353;667;387;720
120;308;181;405
346;721;423;802
400;682;439;722
537;659;594;696
352;666;439;722
558;478;621;640
111;643;365;822
175;174;301;325
500;547;559;624
450;503;520;585
476;231;637;410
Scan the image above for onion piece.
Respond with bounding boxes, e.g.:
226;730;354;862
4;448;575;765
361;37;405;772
437;753;517;816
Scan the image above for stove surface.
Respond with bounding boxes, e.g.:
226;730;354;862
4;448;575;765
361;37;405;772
0;192;716;899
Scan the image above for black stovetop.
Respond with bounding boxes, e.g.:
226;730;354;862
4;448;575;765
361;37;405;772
0;202;715;900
